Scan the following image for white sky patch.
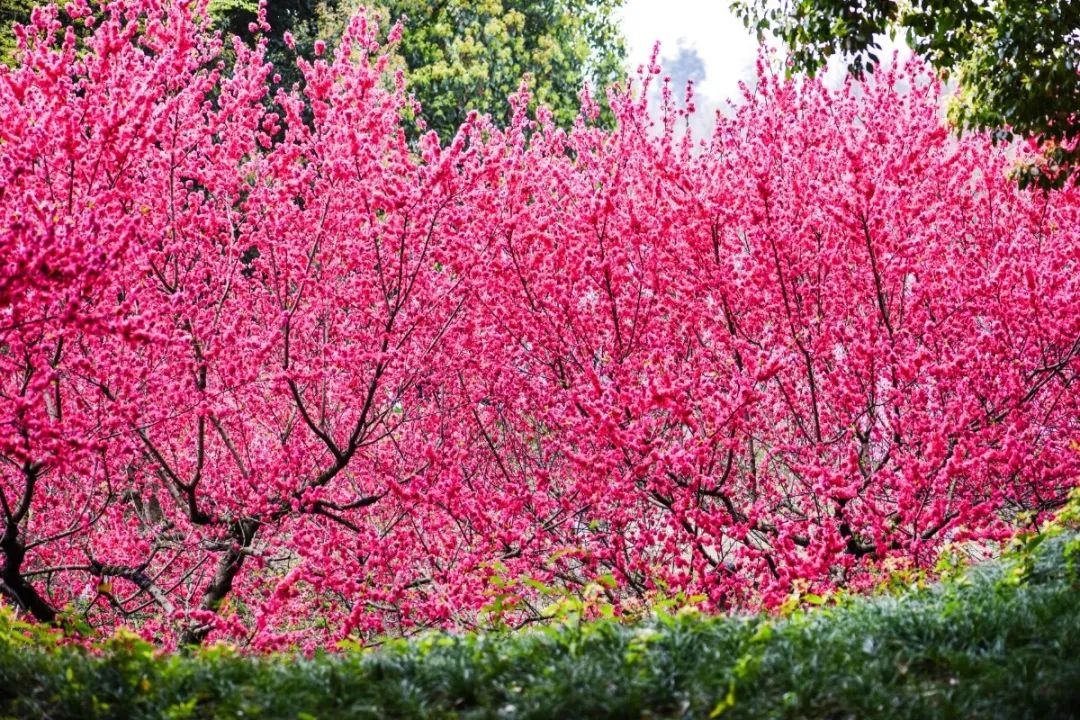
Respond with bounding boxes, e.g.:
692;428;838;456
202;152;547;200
618;0;759;106
617;0;915;127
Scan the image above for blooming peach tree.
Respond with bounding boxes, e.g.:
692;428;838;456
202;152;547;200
467;57;1080;611
1;0;1078;649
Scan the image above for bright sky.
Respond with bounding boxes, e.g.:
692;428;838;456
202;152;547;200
618;0;760;108
617;0;912;128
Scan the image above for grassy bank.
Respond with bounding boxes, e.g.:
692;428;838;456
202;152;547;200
2;531;1079;719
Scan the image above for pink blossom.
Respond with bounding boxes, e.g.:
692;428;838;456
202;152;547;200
0;1;1077;651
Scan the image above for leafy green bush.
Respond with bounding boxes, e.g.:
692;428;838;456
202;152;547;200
2;528;1079;719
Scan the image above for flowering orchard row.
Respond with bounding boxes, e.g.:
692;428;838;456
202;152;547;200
2;0;1078;650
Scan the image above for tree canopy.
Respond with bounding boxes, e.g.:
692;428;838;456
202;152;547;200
365;0;625;136
3;0;1079;648
209;0;626;137
733;0;1080;187
3;0;625;138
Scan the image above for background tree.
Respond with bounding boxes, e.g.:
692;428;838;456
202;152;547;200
732;0;1080;187
214;0;328;89
5;0;624;137
217;0;626;138
374;0;625;137
0;0;36;62
1;0;266;63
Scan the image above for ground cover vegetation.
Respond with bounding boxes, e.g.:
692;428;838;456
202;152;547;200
1;0;1079;654
1;514;1078;718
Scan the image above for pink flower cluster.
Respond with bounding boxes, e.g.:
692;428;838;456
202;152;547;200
1;0;1078;650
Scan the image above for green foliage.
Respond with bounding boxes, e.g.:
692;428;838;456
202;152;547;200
732;0;1080;188
214;0;331;89
3;0;623;134
0;0;36;63
3;521;1080;719
0;0;258;65
217;0;625;138
374;0;625;138
208;0;260;20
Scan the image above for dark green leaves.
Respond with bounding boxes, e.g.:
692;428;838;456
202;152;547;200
733;0;1080;187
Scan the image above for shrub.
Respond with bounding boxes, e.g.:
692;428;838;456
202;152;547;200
1;523;1079;719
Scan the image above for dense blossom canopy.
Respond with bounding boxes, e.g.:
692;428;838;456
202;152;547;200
2;0;1078;650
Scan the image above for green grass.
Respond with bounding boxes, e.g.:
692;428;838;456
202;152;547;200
2;532;1079;719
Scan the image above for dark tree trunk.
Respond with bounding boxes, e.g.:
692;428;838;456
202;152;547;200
179;518;258;646
0;522;57;623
